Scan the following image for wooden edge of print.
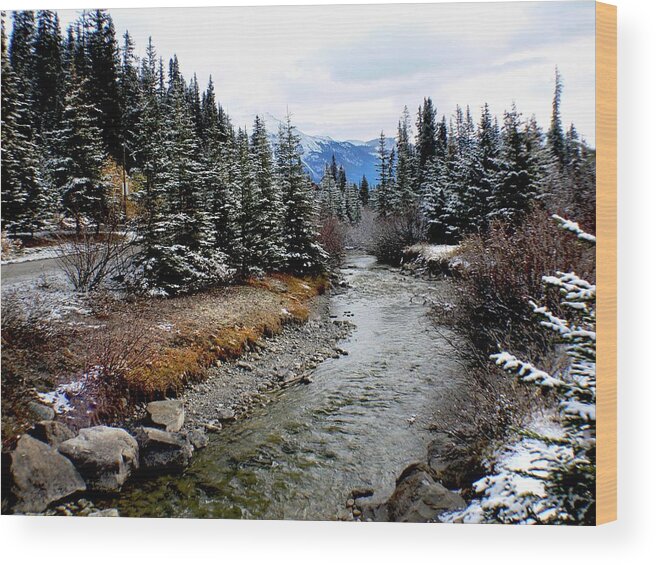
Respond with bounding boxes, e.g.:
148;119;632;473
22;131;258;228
595;1;617;525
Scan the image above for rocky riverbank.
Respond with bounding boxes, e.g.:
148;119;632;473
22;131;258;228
2;291;355;516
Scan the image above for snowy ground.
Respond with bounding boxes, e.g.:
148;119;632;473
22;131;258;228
1;243;71;265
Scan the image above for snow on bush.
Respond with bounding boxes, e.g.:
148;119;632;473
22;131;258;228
445;215;596;525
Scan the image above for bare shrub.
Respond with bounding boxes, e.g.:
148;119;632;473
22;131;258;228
440;208;595;362
318;216;347;266
367;205;425;265
55;213;137;292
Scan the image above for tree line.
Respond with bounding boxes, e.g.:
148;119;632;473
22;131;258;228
1;10;325;295
371;70;596;243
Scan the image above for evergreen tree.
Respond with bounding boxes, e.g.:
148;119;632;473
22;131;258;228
53;71;108;231
85;10;122;158
276;115;326;273
374;131;392;216
250;116;285;270
392;106;416;213
359;175;370;207
33;10;63;133
415;97;438;187
488;105;540;223
118;30;141;171
345;182;362;224
547;67;566;166
318;163;342;219
1;18;47;234
8;10;36;95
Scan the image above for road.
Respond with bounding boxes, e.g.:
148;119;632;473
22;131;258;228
1;257;63;285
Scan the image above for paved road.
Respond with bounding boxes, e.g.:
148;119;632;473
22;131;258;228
1;257;63;285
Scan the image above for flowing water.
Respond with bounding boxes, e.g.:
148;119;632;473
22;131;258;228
112;254;464;519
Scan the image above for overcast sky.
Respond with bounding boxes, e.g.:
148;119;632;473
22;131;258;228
56;1;595;143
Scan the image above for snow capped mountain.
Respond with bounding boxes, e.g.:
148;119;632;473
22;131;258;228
250;113;393;185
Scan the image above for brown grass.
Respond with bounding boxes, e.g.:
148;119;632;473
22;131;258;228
1;274;327;440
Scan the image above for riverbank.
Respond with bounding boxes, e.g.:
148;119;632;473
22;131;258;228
1;271;329;447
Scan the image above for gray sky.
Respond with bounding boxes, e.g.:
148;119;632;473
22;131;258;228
56;1;595;143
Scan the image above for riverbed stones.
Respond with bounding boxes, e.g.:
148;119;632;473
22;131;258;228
58;426;139;492
146;399;185;432
133;427;193;472
236;361;254;371
27;401;55;421
28;420;75;447
88;508;120;517
9;434;86;514
186;428;209;450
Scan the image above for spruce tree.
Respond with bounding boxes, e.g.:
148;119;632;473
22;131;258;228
32;10;63;134
86;10;122;159
393;106;417;213
359;175;370;207
1;19;47;234
489;105;539;223
118;30;141;171
415;97;438;187
276;115;325;274
547;68;566;166
374;131;391;216
54;70;108;231
250;116;285;270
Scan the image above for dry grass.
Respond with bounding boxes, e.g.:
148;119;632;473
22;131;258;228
1;274;327;440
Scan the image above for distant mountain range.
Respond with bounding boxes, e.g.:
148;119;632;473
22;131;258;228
255;113;394;185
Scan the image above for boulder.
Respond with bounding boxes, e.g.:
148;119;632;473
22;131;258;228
9;435;86;514
146;400;185;432
216;408;235;422
58;426;139;492
27;401;55;421
186;428;209;450
28;420;75;447
133;427;193;472
385;463;465;522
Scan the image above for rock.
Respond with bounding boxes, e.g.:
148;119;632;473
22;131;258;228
236;361;254;371
203;422;222;432
133;427;193;472
346;498;355;508
186;428;209;450
88;508;120;517
384;463;465;522
351;487;375;499
27;401;55;421
9;435;86;514
58;426;139;493
146;400;185;432
216;408;235;422
28;420;75;447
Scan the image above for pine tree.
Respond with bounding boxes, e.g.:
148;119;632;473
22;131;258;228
415;97;438;188
54;70;108;231
359;175;370;207
547;67;566;166
318;164;341;219
1;18;47;234
345;182;362;224
8;10;36;96
118;30;141;171
32;10;63;134
250;116;285;270
489;105;539;223
276;115;326;274
392;106;416;213
374;131;392;216
85;10;122;159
